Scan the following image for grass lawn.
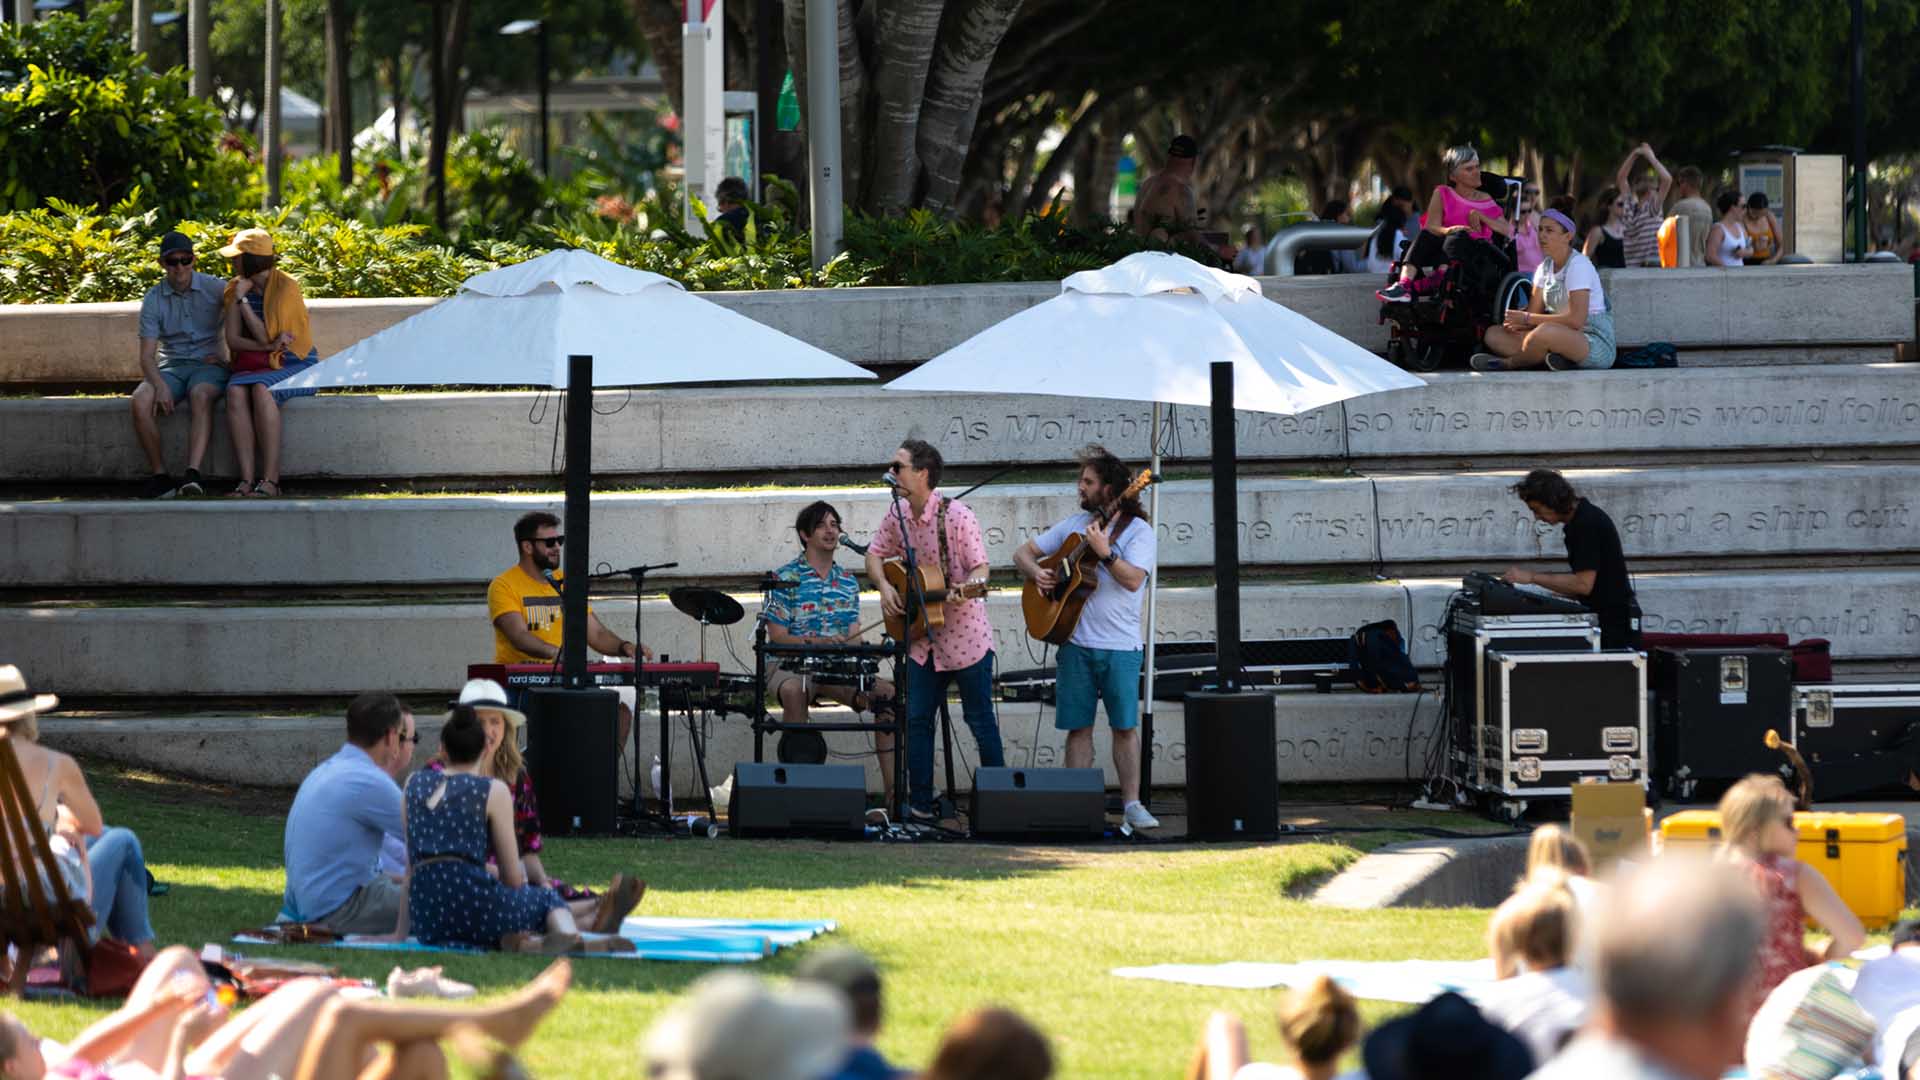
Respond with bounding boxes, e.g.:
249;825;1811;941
16;764;1498;1079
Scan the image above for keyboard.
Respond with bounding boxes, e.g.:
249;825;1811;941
467;661;721;689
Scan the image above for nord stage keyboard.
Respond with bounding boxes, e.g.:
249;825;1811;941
467;661;721;689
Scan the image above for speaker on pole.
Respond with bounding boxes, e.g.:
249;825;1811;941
1185;689;1278;840
727;763;866;837
525;687;620;835
971;767;1106;839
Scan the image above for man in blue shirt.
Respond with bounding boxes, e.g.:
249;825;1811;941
794;947;909;1080
1013;445;1159;830
131;231;229;499
765;501;898;802
282;692;416;933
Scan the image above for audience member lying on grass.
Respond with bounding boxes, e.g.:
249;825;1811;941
1185;973;1360;1080
0;665;158;961
394;705;642;954
0;946;569;1080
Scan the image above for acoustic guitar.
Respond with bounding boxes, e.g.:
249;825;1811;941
881;557;990;643
1021;469;1155;644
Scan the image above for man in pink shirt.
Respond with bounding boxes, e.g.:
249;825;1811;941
865;439;1006;819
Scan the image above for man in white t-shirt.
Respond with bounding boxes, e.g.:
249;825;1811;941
1012;445;1159;831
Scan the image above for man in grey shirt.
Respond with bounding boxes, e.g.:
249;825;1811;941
132;231;228;499
282;692;416;934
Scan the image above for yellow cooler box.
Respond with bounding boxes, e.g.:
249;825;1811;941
1658;810;1908;929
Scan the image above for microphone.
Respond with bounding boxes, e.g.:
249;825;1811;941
839;535;870;556
879;471;899;488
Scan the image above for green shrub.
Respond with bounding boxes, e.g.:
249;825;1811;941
0;7;247;218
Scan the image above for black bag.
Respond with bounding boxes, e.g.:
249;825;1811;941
1615;342;1678;368
1348;620;1421;693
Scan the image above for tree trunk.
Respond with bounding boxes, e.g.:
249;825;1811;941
786;0;870;213
1018;91;1097;215
263;0;283;210
631;0;685;117
325;0;352;183
427;0;472;230
131;0;151;55
864;0;945;212
916;0;1023;215
999;104;1052;218
188;0;211;96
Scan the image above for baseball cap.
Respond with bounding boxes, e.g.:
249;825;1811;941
1168;134;1199;159
453;678;527;729
158;231;194;257
218;228;275;258
641;972;850;1080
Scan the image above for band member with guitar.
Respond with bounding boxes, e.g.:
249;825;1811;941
866;440;1006;820
764;500;899;803
1012;446;1160;830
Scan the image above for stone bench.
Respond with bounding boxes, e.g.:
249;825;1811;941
7;463;1917;586
9;570;1917;697
6;365;1920;483
2;264;1909;386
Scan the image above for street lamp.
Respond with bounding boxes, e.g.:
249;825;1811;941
500;18;550;177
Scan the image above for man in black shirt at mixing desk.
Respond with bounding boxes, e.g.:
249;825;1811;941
1500;468;1642;649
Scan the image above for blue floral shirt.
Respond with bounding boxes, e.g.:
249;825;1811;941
764;554;860;639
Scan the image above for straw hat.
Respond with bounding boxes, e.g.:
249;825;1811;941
453;678;526;728
0;666;59;725
217;228;275;258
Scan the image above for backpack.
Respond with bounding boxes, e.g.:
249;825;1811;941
1348;620;1421;693
1615;342;1678;368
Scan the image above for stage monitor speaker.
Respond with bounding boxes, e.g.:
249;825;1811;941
524;687;620;835
971;767;1106;839
1185;689;1278;840
728;763;866;838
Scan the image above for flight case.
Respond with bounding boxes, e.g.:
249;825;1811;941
1649;646;1795;800
1445;609;1600;792
1479;650;1648;798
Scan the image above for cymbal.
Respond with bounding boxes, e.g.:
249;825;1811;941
669;586;744;627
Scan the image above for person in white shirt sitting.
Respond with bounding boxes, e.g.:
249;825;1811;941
1477;873;1592;1066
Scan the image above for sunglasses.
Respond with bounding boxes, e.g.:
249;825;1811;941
162;255;195;267
397;730;418;744
531;536;565;548
887;462;906;473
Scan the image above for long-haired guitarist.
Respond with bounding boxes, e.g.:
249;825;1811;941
1011;445;1160;830
865;439;1006;821
764;500;898;804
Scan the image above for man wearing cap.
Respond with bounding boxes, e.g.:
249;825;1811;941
1133;134;1204;245
131;231;229;499
282;692;417;934
795;947;909;1080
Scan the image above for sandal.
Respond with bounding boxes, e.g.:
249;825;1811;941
247;479;282;498
227;481;254;498
589;874;646;934
501;931;581;955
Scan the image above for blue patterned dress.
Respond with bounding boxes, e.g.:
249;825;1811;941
404;770;565;948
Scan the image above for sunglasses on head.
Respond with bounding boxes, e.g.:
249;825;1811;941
531;535;565;548
162;255;195;267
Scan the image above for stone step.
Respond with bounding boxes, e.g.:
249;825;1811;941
39;690;1445;792
9;571;1918;697
4;264;1909;386
7;463;1919;586
6;364;1920;484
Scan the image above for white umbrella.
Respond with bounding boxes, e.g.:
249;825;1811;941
887;251;1423;798
280;248;875;388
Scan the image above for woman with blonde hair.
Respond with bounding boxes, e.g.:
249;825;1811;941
1188;974;1361;1080
1717;774;1864;1007
1479;877;1591;1064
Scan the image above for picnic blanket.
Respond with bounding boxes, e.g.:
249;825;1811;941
236;917;836;964
1110;959;1497;1003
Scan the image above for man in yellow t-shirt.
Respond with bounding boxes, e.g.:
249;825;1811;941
488;511;654;664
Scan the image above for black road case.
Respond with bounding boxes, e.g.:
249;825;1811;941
1480;650;1647;797
1791;684;1920;799
1650;646;1795;799
1446;611;1600;791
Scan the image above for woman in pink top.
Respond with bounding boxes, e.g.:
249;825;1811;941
1513;182;1543;274
1379;145;1512;301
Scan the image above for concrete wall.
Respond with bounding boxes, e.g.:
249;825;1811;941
9;464;1919;586
2;264;1909;385
7;570;1917;697
10;365;1920;483
39;691;1445;791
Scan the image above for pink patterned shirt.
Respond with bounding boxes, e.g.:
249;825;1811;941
868;493;994;670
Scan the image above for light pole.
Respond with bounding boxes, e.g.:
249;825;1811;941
500;19;550;177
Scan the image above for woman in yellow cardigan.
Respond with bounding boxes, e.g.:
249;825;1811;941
219;228;317;497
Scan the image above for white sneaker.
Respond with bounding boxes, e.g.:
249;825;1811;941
1469;352;1506;372
1122;801;1160;830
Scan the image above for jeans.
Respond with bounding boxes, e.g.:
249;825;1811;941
86;827;154;946
904;652;1004;812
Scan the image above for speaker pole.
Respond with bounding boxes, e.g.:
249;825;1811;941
1208;360;1243;690
560;354;592;687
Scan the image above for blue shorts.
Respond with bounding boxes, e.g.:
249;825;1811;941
1054;642;1142;731
152;361;229;400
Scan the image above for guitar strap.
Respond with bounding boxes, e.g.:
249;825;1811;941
936;496;952;580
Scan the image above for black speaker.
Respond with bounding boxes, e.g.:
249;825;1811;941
971;767;1106;839
524;687;620;835
727;763;866;837
1185;689;1278;840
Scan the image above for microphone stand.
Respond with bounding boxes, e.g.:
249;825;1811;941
590;561;678;821
886;477;942;823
